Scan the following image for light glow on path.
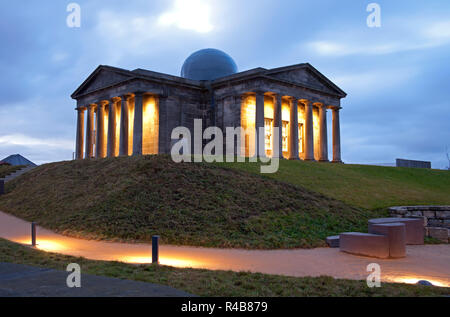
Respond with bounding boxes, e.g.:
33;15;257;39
1;211;449;287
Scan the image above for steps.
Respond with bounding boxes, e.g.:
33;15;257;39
0;165;35;183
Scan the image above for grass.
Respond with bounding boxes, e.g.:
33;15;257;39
0;165;25;178
0;155;381;249
1;238;448;297
216;160;450;210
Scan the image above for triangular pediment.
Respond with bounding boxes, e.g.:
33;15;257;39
72;66;135;98
266;64;346;97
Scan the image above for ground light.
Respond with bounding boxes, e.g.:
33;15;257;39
386;276;447;288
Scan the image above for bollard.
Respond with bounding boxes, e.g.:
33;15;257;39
152;235;160;264
0;179;4;195
31;222;36;247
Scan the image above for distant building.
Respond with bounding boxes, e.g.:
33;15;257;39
1;154;37;167
72;48;346;162
396;158;431;169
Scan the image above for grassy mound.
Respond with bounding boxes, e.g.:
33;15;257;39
0;155;379;249
217;160;450;209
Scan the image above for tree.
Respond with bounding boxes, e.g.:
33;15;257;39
446;146;450;170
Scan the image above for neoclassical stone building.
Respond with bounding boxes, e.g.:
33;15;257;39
72;49;346;162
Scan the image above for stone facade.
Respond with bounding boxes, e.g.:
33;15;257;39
389;206;450;243
72;63;346;161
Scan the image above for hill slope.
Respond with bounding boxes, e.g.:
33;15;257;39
0;155;377;249
217;160;450;209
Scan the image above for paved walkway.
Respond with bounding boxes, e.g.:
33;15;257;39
0;263;191;297
0;211;449;287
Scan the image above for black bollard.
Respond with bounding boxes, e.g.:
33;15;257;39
0;179;4;195
152;235;160;264
31;222;36;247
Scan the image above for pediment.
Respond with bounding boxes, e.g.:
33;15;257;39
72;66;135;98
266;64;346;97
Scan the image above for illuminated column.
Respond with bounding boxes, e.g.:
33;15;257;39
289;97;299;160
272;94;283;158
133;92;144;156
95;101;107;158
315;102;328;162
331;106;342;163
158;95;168;154
85;104;95;158
119;95;130;156
255;91;265;157
107;98;118;157
75;107;85;160
301;99;314;161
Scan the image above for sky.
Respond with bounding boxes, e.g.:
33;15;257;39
0;0;449;168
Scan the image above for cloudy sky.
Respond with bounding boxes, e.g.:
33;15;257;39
0;0;449;168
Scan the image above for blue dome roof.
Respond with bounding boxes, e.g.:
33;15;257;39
181;49;238;81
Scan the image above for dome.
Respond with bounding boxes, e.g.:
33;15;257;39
181;48;238;81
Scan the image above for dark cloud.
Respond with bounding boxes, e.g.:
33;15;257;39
0;0;449;168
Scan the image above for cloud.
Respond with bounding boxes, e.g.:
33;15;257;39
307;20;450;56
0;134;73;150
332;67;418;95
157;0;214;33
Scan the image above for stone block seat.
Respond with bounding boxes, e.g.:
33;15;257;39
368;222;406;258
368;217;424;245
340;233;389;258
326;235;340;248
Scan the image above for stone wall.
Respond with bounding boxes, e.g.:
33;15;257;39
396;159;431;169
389;206;450;243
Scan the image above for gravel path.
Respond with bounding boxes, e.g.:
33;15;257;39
1;210;449;287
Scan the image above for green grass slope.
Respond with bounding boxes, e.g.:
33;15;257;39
217;160;450;209
0;155;378;249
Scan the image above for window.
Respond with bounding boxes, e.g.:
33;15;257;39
298;123;304;153
282;121;289;152
264;118;273;152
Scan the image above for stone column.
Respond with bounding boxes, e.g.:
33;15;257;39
289;97;299;160
316;102;329;162
301;99;315;161
255;91;265;157
133;92;144;156
158;95;168;154
119;95;129;156
75;107;85;160
107;98;118;157
95;101;107;158
331;106;342;163
272;94;283;159
85;105;95;158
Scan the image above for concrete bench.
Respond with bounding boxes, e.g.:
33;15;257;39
368;218;424;245
340;232;389;259
369;222;406;258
